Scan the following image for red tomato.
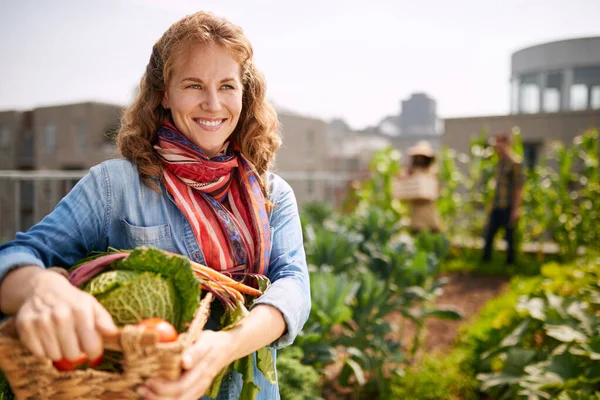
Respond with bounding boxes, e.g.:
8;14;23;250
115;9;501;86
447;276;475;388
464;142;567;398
52;354;88;371
137;318;179;343
52;353;103;371
88;354;103;367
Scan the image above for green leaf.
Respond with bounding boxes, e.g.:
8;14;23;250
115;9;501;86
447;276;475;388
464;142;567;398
257;348;276;385
95;272;179;328
477;372;522;392
338;358;366;387
206;366;229;399
220;300;250;330
502;347;537;376
545;324;588;343
253;275;271;293
420;307;462;321
239;381;260;400
112;247;201;330
517;297;546;321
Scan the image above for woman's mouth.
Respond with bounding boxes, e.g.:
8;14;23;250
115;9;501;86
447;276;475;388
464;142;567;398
193;118;226;131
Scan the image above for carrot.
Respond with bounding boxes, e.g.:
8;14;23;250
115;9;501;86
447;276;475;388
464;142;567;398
202;281;245;303
165;251;264;297
189;263;263;298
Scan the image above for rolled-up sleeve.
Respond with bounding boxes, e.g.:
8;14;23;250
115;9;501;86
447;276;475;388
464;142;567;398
250;175;311;349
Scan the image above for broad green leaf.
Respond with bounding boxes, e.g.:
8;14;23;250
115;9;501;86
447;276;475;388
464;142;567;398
545;324;588;343
503;347;537;376
112;247;201;330
420;308;462;321
221;300;250;330
566;301;594;336
477;372;522;391
253;275;271;293
338;358;366;387
257;348;276;385
238;381;260;400
517;297;546;321
207;366;229;399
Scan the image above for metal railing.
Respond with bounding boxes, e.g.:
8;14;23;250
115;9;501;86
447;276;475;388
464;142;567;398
0;170;360;241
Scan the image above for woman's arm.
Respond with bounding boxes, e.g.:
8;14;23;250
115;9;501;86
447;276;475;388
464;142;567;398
0;164;116;361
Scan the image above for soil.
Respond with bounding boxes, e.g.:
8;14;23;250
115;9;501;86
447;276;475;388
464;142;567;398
388;272;510;356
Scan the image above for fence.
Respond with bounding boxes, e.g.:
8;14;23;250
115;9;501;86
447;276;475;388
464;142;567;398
0;170;360;241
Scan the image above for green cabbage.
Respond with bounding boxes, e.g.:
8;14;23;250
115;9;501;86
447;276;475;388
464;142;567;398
82;247;201;332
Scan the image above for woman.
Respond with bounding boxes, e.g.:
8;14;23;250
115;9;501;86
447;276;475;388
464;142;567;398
0;12;310;400
403;141;443;233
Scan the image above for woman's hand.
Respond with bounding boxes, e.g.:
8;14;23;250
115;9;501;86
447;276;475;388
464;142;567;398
138;304;286;400
10;268;117;362
138;330;235;400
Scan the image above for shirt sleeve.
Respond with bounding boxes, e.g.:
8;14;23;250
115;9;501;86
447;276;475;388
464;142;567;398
0;164;109;289
250;176;311;349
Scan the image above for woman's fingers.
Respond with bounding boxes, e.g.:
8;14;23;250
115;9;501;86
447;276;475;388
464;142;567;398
13;271;112;362
52;304;82;361
92;298;118;336
15;305;46;358
74;300;103;360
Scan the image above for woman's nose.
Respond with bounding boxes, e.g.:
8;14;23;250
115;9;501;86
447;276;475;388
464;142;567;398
201;89;222;112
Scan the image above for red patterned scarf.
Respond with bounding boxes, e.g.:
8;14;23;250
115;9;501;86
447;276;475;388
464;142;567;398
154;121;271;275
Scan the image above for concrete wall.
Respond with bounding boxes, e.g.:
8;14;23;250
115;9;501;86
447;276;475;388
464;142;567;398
275;112;328;205
0;111;22;170
32;102;121;170
512;37;600;76
443;109;600;156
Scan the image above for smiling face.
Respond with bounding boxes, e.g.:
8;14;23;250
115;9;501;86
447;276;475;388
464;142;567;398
162;42;243;157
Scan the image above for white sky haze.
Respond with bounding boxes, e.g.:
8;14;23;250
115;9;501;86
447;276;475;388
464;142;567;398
1;0;599;129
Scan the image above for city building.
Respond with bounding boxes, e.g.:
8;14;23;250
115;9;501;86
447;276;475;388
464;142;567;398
366;92;443;155
0;102;333;240
444;37;600;165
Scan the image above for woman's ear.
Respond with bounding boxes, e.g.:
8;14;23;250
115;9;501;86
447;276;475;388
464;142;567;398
162;92;170;110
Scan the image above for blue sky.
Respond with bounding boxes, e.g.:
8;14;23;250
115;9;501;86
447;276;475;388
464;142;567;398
1;0;599;129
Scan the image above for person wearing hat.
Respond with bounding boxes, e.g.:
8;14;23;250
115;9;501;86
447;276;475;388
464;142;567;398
402;141;443;233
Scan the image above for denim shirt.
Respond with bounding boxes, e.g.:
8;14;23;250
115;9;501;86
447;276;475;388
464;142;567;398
0;159;311;400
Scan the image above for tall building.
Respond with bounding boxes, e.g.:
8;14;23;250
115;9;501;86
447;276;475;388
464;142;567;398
444;37;600;166
401;93;438;136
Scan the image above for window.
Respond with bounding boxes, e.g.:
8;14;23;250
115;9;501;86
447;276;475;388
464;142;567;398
76;120;86;152
519;74;540;113
543;73;562;113
592;86;600;109
570;84;588;111
0;126;10;148
510;78;519;114
523;142;542;169
306;129;315;161
43;124;57;154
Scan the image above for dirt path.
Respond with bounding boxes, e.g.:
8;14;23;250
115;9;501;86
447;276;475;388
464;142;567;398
424;273;509;353
388;272;510;355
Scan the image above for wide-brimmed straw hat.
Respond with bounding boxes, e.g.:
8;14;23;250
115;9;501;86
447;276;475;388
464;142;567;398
408;141;436;158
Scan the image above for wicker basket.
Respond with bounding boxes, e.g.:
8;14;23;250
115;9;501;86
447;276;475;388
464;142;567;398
393;173;439;201
0;293;213;400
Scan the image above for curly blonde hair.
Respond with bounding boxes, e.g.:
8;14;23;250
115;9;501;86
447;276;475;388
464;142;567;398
117;11;281;192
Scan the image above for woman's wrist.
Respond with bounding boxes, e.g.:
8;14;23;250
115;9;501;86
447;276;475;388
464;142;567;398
0;265;47;314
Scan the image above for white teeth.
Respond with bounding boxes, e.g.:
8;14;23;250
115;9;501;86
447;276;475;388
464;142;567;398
195;119;223;127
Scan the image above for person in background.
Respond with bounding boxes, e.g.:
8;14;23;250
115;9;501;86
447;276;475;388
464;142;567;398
482;132;524;265
0;11;310;400
403;141;443;233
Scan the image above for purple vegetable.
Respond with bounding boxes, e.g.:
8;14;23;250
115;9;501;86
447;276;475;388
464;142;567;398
68;252;130;287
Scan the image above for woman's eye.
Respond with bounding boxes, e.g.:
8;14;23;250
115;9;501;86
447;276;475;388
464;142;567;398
221;84;235;90
187;84;201;89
